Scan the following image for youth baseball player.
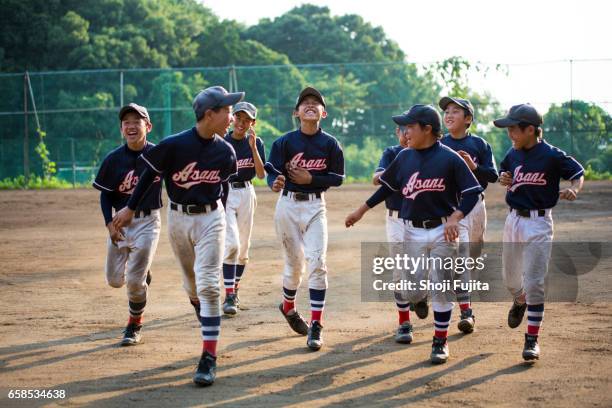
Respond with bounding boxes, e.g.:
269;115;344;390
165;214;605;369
346;104;482;364
222;101;266;315
494;104;584;361
439;96;499;334
113;86;243;386
264;86;345;351
93;103;162;346
371;127;429;343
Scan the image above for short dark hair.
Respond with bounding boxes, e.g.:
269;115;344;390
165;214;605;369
518;122;542;138
418;122;442;139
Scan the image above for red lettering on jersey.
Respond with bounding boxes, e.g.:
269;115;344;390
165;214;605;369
509;165;547;192
401;172;446;199
118;170;161;194
289;152;327;170
237;158;255;169
172;162;221;189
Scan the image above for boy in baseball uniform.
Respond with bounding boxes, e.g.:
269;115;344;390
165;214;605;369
346;105;482;364
222;101;266;315
265;87;345;351
113;86;243;386
439;97;498;334
494;104;584;361
93;103;162;346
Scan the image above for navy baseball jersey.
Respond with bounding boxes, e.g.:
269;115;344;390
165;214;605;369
265;128;344;193
379;141;482;220
140;128;237;205
224;132;266;182
93;142;162;211
499;141;584;210
375;145;404;211
440;133;498;190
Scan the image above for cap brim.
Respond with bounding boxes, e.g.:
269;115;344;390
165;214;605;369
218;92;245;108
438;96;462;111
295;89;326;109
233;108;256;119
119;106;148;121
493;117;520;128
392;114;418;126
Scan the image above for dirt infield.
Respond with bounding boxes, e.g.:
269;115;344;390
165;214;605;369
1;182;611;407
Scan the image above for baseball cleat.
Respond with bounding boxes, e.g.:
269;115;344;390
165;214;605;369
121;322;143;346
278;303;308;335
508;300;527;329
222;294;238;315
146;270;152;286
307;321;324;351
193;351;217;386
413;298;429;319
458;308;476;334
430;336;449;364
395;321;414;344
522;334;540;361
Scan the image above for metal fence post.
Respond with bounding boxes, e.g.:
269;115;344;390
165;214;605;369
23;72;30;183
71;138;76;188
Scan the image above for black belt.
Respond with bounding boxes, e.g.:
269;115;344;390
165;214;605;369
404;218;445;229
282;190;322;201
512;208;546;217
231;181;251;189
170;202;218;215
387;209;401;218
134;209;152;218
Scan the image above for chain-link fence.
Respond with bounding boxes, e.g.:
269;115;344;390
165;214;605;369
1;60;610;184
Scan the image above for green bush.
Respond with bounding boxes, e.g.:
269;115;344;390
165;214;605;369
0;175;84;189
583;165;612;181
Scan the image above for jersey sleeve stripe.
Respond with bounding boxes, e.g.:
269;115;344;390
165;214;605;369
461;185;481;194
141;156;162;174
93;181;113;192
568;169;585;180
379;177;399;192
221;171;238;182
374;167;385;172
328;171;345;178
265;162;282;175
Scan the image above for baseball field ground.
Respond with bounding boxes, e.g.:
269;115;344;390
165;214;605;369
1;182;611;407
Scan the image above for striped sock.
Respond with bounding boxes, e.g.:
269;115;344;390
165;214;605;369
434;309;452;339
128;300;146;325
456;291;471;312
396;301;410;324
199;296;221;357
283;287;297;314
309;288;326;324
222;263;236;295
527;303;544;336
235;264;245;290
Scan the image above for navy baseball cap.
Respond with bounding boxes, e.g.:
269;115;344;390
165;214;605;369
295;86;326;110
193;86;245;121
392;104;442;132
439;97;475;118
494;104;543;128
119;103;150;122
233;101;257;119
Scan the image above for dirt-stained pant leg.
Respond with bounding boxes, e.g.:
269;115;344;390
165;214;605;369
168;209;198;300
502;212;525;299
427;225;457;313
124;211;161;304
402;226;431;305
386;215;404;243
236;185;256;266
275;196;305;291
193;209;225;318
106;241;128;288
303;200;328;290
223;189;241;265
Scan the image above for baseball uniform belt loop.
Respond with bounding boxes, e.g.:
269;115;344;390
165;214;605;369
404;218;445;229
282;189;322;201
511;208;546;218
170;201;218;215
387;209;401;218
134;209;152;219
231;181;251;189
